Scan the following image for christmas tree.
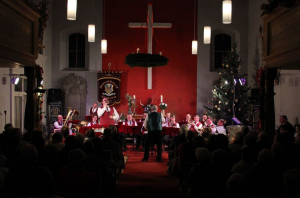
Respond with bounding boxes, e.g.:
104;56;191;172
204;43;251;125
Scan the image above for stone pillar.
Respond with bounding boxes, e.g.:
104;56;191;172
263;68;277;134
24;66;37;132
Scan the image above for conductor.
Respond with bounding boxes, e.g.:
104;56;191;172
142;105;165;162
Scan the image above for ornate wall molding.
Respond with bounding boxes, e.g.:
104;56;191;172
63;74;87;121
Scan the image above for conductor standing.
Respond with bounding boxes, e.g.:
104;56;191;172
142;105;165;162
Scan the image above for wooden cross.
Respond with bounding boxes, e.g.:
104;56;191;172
129;5;172;89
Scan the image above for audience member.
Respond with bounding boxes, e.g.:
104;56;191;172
31;166;64;198
56;149;100;198
75;133;85;148
51;132;65;152
227;173;248;198
84;129;95;142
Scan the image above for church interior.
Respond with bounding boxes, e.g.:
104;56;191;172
0;0;300;197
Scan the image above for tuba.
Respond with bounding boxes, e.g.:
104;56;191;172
64;107;79;126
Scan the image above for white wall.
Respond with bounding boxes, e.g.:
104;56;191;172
274;70;300;128
248;0;265;88
197;0;249;114
50;0;103;116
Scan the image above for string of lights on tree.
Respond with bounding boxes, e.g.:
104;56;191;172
204;42;251;125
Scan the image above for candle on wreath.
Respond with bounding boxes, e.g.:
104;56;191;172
137;48;140;53
133;95;135;99
161;95;163;103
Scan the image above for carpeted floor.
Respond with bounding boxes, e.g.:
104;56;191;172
116;150;181;198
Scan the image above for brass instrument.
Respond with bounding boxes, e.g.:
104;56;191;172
64;107;79;126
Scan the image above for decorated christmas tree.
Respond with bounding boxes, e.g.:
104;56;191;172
204;43;251;125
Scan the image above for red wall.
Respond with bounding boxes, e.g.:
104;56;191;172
103;0;197;121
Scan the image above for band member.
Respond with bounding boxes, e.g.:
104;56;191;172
163;115;179;147
54;115;64;131
189;115;203;136
90;103;99;118
204;116;216;134
167;115;180;128
185;114;193;124
162;112;171;127
123;114;138;126
216;119;227;135
123;114;141;151
97;97;119;125
139;112;148;122
87;115;100;126
202;114;208;126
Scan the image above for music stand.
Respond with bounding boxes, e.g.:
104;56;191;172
125;126;142;152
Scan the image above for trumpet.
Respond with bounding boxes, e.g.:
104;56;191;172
188;120;194;125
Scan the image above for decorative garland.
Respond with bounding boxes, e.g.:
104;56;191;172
125;53;169;68
36;65;45;123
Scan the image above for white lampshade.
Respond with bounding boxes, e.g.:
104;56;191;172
101;39;107;54
223;0;232;24
192;40;198;54
88;24;95;42
67;0;77;20
203;26;211;44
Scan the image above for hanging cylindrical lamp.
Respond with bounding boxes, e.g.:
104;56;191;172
203;26;211;44
101;39;107;54
222;0;232;24
67;0;77;20
88;24;95;42
192;0;197;55
192;40;198;54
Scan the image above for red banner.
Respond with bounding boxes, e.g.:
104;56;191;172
97;71;122;106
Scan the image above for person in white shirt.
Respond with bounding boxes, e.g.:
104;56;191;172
54;115;64;132
123;114;138;126
216;119;227;135
189;115;203;136
167;115;180;128
162;112;171;127
89;103;99;118
163;115;179;147
97;97;119;125
87;115;100;126
205;117;216;134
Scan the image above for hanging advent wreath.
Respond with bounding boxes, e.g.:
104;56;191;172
125;53;169;68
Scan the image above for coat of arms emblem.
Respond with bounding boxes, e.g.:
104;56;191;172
105;83;114;94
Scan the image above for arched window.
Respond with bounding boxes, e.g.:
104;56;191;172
211;33;232;70
69;33;86;68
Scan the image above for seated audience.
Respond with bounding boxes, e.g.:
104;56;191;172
56;149;100;198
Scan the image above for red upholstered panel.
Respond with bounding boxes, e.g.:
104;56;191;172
103;0;197;120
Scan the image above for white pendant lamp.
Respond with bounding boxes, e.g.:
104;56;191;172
88;24;95;42
192;0;197;54
222;0;232;24
203;26;211;44
67;0;77;20
192;40;198;54
102;0;107;54
101;39;107;54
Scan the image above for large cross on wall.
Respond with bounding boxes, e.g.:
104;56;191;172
129;5;172;89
